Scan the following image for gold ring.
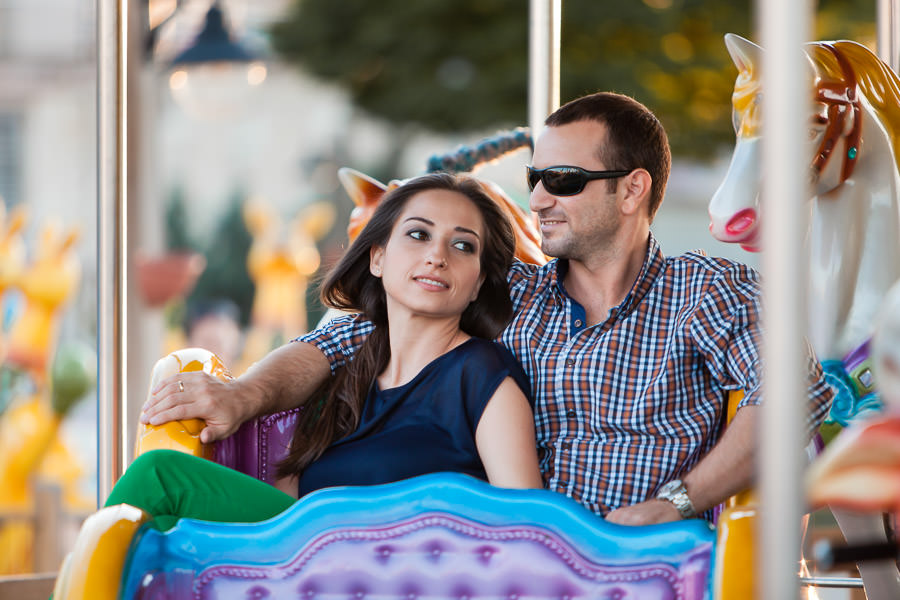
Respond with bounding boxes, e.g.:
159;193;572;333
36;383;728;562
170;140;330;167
178;380;184;393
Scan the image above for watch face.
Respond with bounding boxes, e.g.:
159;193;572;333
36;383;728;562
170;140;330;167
660;480;681;496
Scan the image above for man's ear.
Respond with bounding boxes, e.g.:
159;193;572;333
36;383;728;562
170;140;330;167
370;245;385;277
619;169;652;216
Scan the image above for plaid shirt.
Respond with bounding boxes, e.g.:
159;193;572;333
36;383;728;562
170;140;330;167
299;233;833;518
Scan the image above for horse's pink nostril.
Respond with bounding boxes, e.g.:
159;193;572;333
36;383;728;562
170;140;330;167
725;208;757;235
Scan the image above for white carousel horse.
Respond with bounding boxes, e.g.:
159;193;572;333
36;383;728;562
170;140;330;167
710;33;900;376
710;33;900;598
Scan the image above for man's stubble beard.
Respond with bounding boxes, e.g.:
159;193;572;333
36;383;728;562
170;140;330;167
540;207;622;264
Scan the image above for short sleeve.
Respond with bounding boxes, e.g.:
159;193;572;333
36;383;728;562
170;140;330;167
294;313;374;374
455;340;533;434
688;263;834;437
688;263;763;407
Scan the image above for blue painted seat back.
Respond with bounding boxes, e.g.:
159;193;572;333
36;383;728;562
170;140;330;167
122;472;716;600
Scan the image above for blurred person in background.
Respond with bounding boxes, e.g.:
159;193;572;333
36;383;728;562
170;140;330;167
183;298;244;368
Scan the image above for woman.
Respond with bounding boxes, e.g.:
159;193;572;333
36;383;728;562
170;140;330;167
105;173;541;531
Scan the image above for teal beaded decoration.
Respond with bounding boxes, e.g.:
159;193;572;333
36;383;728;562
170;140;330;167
426;128;533;174
847;146;858;160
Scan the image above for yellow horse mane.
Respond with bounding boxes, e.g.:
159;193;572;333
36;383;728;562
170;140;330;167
730;39;900;171
808;40;900;169
730;60;761;138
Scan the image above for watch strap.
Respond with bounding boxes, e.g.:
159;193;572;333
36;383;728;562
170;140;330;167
656;479;697;519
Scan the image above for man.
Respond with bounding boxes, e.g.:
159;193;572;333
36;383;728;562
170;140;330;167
144;92;833;524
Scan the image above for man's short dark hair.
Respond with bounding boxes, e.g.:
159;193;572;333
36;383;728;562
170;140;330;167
545;92;671;221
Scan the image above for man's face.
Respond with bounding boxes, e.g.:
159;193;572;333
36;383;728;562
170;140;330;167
529;121;622;262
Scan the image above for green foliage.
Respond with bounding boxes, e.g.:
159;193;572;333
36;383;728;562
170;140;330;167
270;0;876;160
163;187;255;328
50;342;97;416
165;187;198;252
271;0;529;133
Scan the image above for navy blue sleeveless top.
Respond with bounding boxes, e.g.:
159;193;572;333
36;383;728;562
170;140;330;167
297;338;532;496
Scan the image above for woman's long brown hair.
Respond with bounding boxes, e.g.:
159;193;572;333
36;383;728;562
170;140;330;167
277;173;516;478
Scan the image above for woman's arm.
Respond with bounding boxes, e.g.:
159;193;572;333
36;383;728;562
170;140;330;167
475;377;543;489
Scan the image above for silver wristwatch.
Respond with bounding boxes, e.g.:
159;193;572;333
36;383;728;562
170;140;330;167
656;479;697;519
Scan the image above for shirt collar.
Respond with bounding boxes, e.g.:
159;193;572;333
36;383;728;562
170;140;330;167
618;232;665;317
551;232;665;319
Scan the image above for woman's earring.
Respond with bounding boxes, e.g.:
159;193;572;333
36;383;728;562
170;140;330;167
372;266;381;276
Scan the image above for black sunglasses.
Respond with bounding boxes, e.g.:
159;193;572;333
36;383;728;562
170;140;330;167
526;165;633;196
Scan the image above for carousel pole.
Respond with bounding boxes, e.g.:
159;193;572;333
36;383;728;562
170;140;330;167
757;0;813;597
97;0;129;503
878;0;900;72
528;0;561;136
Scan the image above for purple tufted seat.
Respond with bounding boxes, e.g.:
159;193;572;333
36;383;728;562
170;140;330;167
136;347;302;486
214;408;300;486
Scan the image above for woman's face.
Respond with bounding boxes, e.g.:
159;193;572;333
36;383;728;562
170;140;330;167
370;189;485;323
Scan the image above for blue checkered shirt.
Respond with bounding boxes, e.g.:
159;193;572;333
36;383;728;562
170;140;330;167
298;233;834;517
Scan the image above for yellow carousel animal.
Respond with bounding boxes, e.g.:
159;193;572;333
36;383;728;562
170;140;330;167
235;199;335;374
0;219;94;574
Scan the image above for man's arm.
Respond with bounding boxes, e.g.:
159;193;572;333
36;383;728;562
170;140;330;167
140;342;331;443
606;405;758;525
608;264;763;525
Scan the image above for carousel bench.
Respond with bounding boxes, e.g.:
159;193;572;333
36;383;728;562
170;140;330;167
56;472;719;600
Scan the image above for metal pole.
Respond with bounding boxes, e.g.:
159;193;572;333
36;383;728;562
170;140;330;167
528;0;561;136
96;0;128;504
877;0;900;72
757;0;812;597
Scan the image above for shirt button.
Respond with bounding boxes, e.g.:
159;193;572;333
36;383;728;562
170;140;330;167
565;358;576;366
558;480;569;489
565;409;577;419
561;441;571;450
574;319;583;327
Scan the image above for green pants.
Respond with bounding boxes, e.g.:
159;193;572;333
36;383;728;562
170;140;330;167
105;449;296;531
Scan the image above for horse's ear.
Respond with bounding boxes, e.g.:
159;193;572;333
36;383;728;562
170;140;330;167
724;33;762;74
338;168;388;209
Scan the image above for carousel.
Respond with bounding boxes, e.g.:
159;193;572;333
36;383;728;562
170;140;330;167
5;1;900;599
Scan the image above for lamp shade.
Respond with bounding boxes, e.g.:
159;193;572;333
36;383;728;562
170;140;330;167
171;3;256;66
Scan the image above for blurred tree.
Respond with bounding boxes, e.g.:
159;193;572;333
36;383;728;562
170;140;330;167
270;0;875;161
164;190;255;329
164;187;198;252
187;193;255;328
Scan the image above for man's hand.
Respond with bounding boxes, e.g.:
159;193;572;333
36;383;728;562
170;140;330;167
141;372;260;443
139;342;332;444
607;405;760;526
605;499;682;526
